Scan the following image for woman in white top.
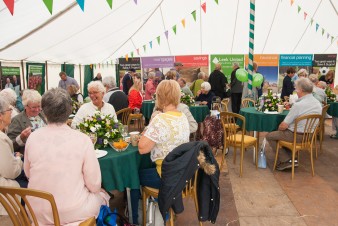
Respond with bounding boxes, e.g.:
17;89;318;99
129;80;190;224
72;81;117;128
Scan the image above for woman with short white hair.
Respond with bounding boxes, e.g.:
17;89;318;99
0;88;19;118
195;82;215;109
72;81;117;128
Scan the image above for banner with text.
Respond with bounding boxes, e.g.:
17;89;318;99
312;54;337;77
27;64;45;94
141;56;174;81
0;67;21;94
210;54;244;82
175;55;209;83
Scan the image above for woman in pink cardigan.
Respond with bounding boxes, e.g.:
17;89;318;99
24;88;109;226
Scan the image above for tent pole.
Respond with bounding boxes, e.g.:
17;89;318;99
79;64;82;93
247;0;255;98
21;60;26;89
45;61;49;91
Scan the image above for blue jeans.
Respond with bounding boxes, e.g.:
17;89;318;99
130;167;161;224
15;170;28;188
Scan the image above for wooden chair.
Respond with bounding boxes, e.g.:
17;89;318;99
221;98;230;112
142;170;201;226
316;104;330;157
127;113;144;132
116;107;132;125
273;114;321;179
220;112;258;176
211;96;221;111
0;186;95;226
241;98;255;108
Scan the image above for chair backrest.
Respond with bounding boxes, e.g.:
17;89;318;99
127;113;144;132
211;96;222;111
116;107;132;125
241;98;255;108
293;114;322;149
220;112;245;146
321;104;330;122
182;169;199;198
221;98;229;112
0;186;60;226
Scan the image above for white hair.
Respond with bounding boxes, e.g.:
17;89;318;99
0;88;17;106
88;81;106;94
22;89;42;106
201;82;211;91
102;76;116;89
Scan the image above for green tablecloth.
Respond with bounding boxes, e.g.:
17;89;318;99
141;101;210;123
98;145;152;192
238;107;289;132
327;102;338;117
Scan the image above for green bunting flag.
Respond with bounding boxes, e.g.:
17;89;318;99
297;5;301;13
131;52;134;57
43;0;53;14
331;36;334;43
310;18;314;26
172;25;177;34
106;0;113;9
214;0;219;4
156;36;160;45
322;28;324;36
94;64;96;69
143;45;146;52
191;10;196;21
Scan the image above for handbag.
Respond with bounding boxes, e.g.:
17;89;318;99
258;138;267;169
97;205;134;226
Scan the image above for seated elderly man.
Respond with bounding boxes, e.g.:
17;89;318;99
308;74;327;105
7;90;46;154
102;76;128;115
72;81;117;128
266;78;322;171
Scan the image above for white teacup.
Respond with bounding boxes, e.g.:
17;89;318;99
277;104;284;113
130;131;140;146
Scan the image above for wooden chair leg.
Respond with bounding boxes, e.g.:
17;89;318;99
255;141;258;169
291;150;296;180
169;208;174;226
142;191;147;226
310;147;315;176
240;146;244;177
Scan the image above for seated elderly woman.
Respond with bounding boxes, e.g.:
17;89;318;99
129;80;190;224
319;70;334;88
7;89;46;154
0;98;27;215
128;74;143;111
67;84;84;104
24;88;109;225
0;88;20;119
195;81;215;109
297;68;308;78
72;81;117;128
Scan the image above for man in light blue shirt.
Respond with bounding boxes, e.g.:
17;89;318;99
58;71;79;90
266;78;321;171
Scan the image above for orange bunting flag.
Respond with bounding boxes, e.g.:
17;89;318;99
3;0;14;15
90;64;93;69
290;0;294;6
125;54;129;61
304;12;307;20
201;2;206;13
181;19;186;28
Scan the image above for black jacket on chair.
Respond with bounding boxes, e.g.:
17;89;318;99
158;141;220;223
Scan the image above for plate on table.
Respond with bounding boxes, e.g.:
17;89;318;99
264;111;278;114
95;150;108;158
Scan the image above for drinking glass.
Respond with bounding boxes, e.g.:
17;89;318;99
119;125;129;141
89;132;97;147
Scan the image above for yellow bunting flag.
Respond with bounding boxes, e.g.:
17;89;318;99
290;0;294;6
143;45;146;52
181;19;186;28
125;54;129;61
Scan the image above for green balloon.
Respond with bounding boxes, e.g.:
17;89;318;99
235;69;248;82
252;73;264;87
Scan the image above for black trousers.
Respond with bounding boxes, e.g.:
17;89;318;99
231;93;242;114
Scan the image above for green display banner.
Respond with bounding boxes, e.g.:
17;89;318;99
0;67;21;93
26;63;46;95
1;67;20;76
210;54;244;82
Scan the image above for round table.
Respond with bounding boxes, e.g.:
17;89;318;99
239;107;289;132
98;145;152;192
141;101;210;123
327;102;338;117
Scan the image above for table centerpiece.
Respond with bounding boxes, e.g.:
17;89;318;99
77;111;122;149
325;87;337;102
255;89;282;112
180;92;195;106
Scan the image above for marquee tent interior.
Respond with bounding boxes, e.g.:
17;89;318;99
0;0;337;90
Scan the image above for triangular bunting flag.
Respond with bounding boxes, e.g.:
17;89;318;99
90;64;93;69
172;25;177;34
191;10;196;21
98;63;101;69
310;18;314;26
134;0;137;4
106;0;112;9
322;28;325;36
304;12;307;20
290;0;294;6
214;0;219;4
143;45;146;52
125;54;128;61
164;30;169;39
149;41;153;49
131;52;134;57
94;64;96;69
327;33;330;39
76;0;85;11
3;0;14;15
181;19;186;28
156;36;160;45
297;5;301;13
331;36;334;43
43;0;53;14
201;2;206;13
136;48;140;55
316;23;319;32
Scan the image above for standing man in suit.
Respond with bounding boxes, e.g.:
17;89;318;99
281;67;296;101
230;62;243;114
208;63;227;99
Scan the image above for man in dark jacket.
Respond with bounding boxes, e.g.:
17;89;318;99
208;63;227;99
230;62;243;114
122;68;135;95
281;67;296;101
